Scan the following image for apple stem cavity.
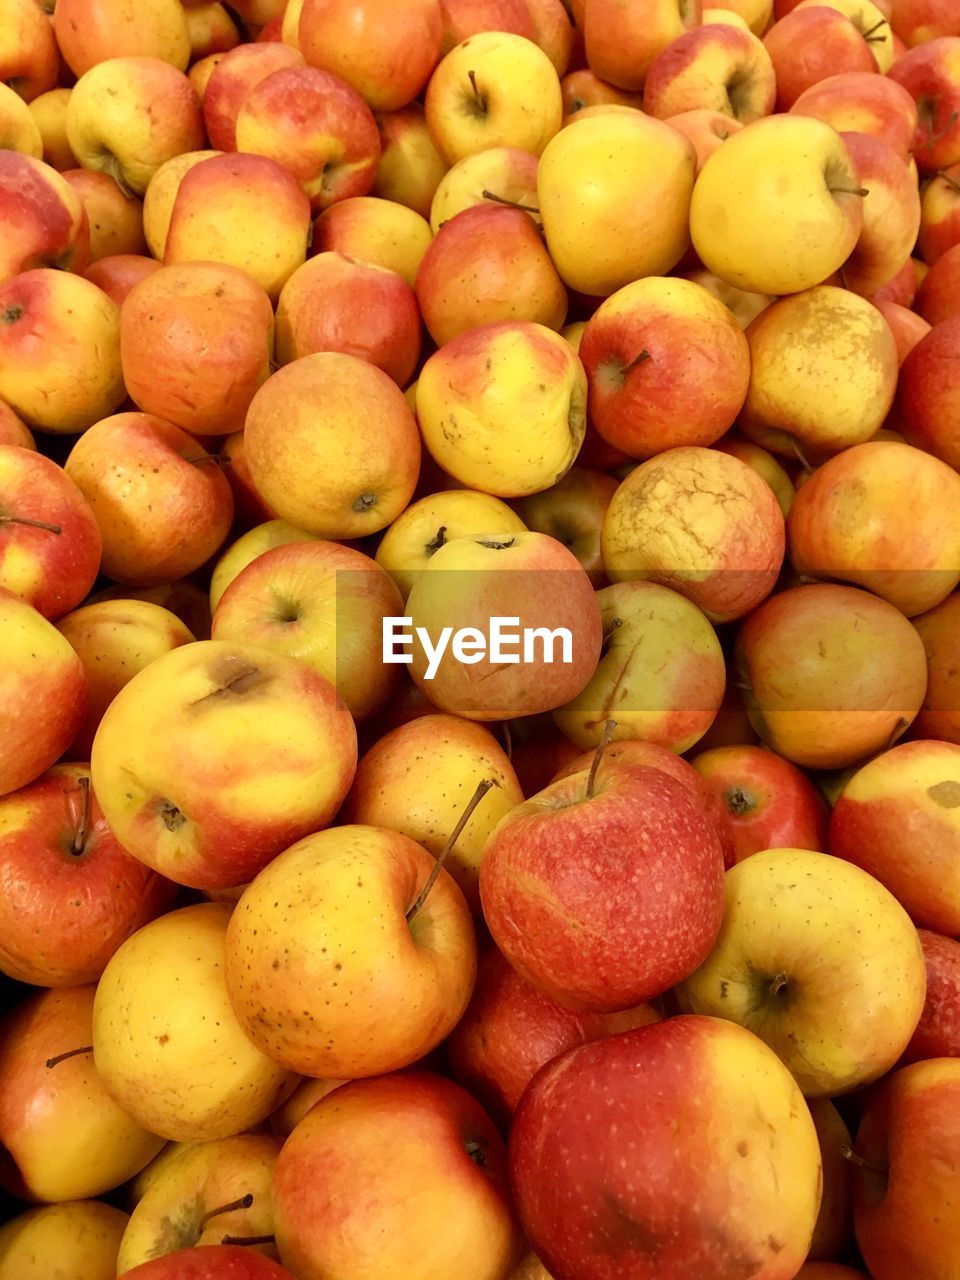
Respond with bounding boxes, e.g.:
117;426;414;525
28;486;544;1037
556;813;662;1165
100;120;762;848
45;1045;93;1069
201;1193;254;1226
467;69;488;115
406;778;498;924
621;349;653;377
481;189;541;215
72;775;91;856
724;786;753;817
221;1234;276;1247
585;719;617;800
0;515;62;535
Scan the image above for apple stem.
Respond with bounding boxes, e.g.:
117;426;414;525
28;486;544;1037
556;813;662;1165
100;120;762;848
201;1194;254;1226
768;972;788;995
221;1235;276;1247
467;69;487;113
406;779;497;923
45;1045;93;1069
481;189;541;215
424;525;447;556
500;719;512;760
621;349;653;376
585;719;617;800
830;186;869;197
71;775;91;857
861;17;887;39
789;435;813;472
0;514;62;535
840;1144;887;1177
923;110;959;148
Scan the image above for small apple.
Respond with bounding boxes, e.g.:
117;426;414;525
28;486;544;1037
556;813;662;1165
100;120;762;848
873;298;931;362
202;41;303;149
888;36;960;173
0;80;42;156
840;130;921;297
560;69;643;122
582;0;702;91
0;1201;128;1280
0;152;89;282
429;145;539;231
515;465;617;586
915;240;960;323
373;103;449;217
763;7;879;110
210;519;318;610
313;194;433;288
85;253;161;305
808;1098;854;1261
53;0;190;77
665;108;745;171
918;159;960;263
185;3;240;59
28;88;77;171
0;0;59;104
789;70;918;157
643;23;776;121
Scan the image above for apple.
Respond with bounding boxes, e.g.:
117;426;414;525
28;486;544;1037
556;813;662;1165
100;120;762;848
0;1200;128;1280
373;103;449;217
164;153;312;301
795;0;894;66
0;80;42;156
224;824;476;1076
524;0;575;74
448;945;659;1123
202;41;304;150
537;109;695;296
119;1246;296;1279
217;430;278;529
788;441;960;615
0;399;34;450
901;930;960;1062
28;87;78;171
789;70;918;157
404;532;602;720
211;539;403;721
64;414;234;585
210;520;318;610
245;351;421;538
0;444;101;621
189;52;227;101
897;316;960;468
273;1073;521;1280
830;739;960;935
889;36;960;174
0;152;89;282
764;7;880;110
0;268;125;434
665;108;744;171
185;3;240;58
53;0;190;77
61;167;145;265
0;593;87;798
313;195;433;288
873;297;931;362
299;0;443;111
116;1133;281;1271
57;598;195;755
90;639;357;890
416;322;584;497
82;254;160;306
142;149;222;260
439;0;535;51
0;0;59;104
583;0;702;91
807;1098;854;1261
869;254;922;307
739;286;899;457
580;275;749;457
343;713;524;907
66;57;204;198
515;466;617;586
691;115;863;294
424;31;562;165
277;251;420;384
86;579;212;640
892;0;960;44
93;902;298;1142
0;984;164;1201
737;583;927;768
852;1057;960;1280
915;241;960;323
429;147;539;233
271;1077;348;1136
840;131;920;297
912;591;960;744
560;68;644;121
0;763;173;987
121;262;274;436
510;1015;821;1280
714;436;794;515
643;23;776;121
918;160;960;263
602;445;785;622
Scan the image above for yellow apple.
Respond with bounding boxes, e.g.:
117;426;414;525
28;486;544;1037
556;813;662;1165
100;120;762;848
312;194;433;288
429;146;540;232
142;148;222;259
28;88;76;170
0;81;43;156
373;103;449;217
0;1201;128;1280
210;519;318;610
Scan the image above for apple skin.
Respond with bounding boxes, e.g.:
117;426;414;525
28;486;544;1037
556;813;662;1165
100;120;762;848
210;519;318;610
429;145;539;233
0;593;87;799
342;713;524;909
85;253;161;305
0;444;101;621
560;69;644;122
0;152;89;283
299;0;443;112
276;250;421;384
53;0;190;77
0;399;34;450
164;153;312;302
918;159;960;263
120;1246;296;1279
787;440;960;616
0;268;125;435
901;930;960;1064
869;252;920;305
643;22;776;122
665;108;744;172
601;445;785;623
28;87;78;172
313;195;433;289
120;262;274;437
87;579;212;641
0;1200;128;1280
515;466;617;587
0;764;174;988
245;351;421;539
64;414;234;586
415;203;567;346
509;1015;821;1280
94;902;298;1143
202;41;303;150
273;1072;521;1280
892;0;960;44
0;985;164;1202
224;825;476;1077
439;0;535;52
211;539;403;721
912;591;960;743
853;1057;960;1280
888;37;960;173
61;167;145;264
789;70;919;157
830;739;960;936
116;1133;281;1272
221;430;279;529
448;945;660;1123
90;640;357;891
735;583;927;769
873;298;931;362
373;102;449;218
763;7;877;110
143;148;222;260
185;4;241;59
583;0;703;91
679;848;927;1096
897;316;960;469
841;130;921;298
480;762;725;1011
0;0;59;105
915;240;960;323
580;275;749;457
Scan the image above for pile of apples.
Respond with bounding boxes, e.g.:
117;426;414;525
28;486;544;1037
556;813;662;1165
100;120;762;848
3;0;960;1277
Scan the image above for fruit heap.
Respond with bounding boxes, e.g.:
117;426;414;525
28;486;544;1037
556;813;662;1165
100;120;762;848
2;0;960;1278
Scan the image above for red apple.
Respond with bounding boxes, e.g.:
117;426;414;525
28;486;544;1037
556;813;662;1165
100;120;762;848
0;764;173;987
901;929;960;1063
665;108;744;172
0;0;60;103
121;1246;296;1279
873;298;931;362
84;252;162;305
915;240;960;324
764;7;879;110
869;252;920;305
790;70;919;158
918;159;960;263
841;130;921;298
439;0;535;51
912;590;960;744
480;761;725;1011
689;744;829;862
0;399;34;450
560;69;644;122
221;429;279;528
582;0;703;92
202;40;304;151
897;315;960;468
0;151;89;283
888;36;960;173
892;0;960;44
643;23;776;122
